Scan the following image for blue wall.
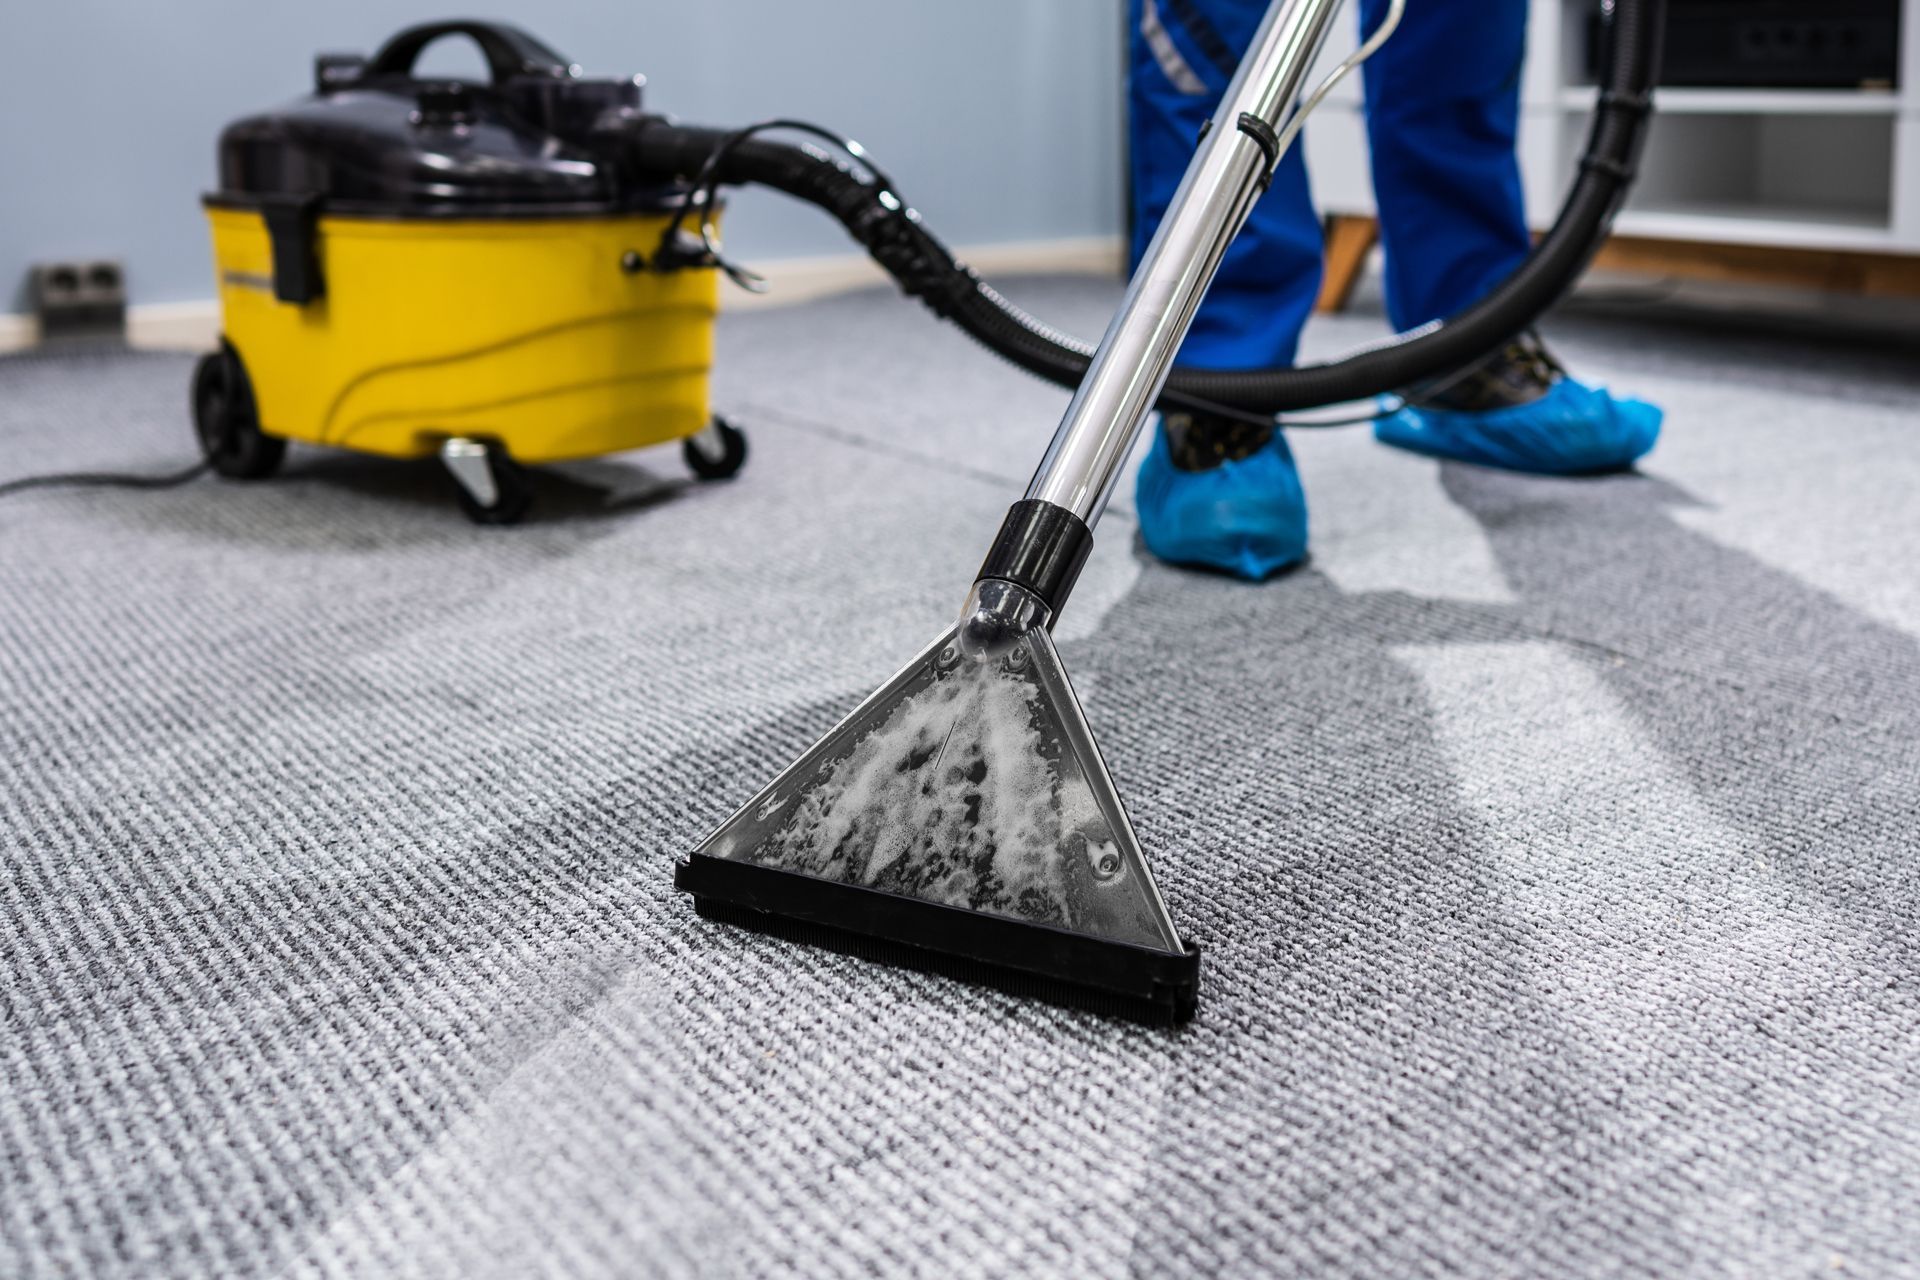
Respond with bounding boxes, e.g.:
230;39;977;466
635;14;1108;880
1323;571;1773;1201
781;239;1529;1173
0;1;1125;313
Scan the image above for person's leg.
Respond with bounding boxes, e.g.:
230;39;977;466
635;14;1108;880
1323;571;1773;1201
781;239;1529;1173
1360;0;1531;332
1129;0;1317;579
1132;0;1323;366
1360;0;1661;472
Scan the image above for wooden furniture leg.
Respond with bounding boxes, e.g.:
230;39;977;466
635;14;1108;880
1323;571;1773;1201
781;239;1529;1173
1316;213;1379;313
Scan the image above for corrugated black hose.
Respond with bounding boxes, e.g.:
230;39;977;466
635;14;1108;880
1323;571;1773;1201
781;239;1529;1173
624;0;1662;417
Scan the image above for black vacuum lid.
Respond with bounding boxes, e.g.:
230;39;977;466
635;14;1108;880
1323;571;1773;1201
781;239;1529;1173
212;20;674;216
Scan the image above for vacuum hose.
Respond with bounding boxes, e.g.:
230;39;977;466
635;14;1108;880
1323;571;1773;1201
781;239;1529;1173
622;0;1661;415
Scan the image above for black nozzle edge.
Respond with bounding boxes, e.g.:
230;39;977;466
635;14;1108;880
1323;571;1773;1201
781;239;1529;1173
676;853;1200;1025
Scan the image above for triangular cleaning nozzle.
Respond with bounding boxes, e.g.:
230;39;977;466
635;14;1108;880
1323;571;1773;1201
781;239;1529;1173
677;622;1198;1023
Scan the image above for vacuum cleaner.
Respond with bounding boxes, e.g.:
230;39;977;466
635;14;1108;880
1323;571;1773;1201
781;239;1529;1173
197;22;743;523
207;1;1660;1020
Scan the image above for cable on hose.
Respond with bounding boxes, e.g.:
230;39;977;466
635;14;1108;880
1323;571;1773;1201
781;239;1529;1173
653;118;902;292
1270;0;1405;160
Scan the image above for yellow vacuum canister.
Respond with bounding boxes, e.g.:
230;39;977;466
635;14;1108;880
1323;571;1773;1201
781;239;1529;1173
195;20;742;523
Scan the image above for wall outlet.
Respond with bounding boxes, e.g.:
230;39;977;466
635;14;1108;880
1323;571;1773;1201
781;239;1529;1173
30;259;127;341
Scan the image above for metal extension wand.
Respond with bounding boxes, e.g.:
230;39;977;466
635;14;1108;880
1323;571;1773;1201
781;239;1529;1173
961;0;1345;651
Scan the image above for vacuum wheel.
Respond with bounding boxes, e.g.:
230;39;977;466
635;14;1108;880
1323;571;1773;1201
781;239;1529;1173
683;416;748;481
443;438;534;526
192;342;285;479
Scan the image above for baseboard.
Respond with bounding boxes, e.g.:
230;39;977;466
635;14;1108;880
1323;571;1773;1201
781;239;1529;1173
721;234;1124;312
0;235;1124;355
0;299;225;355
0;312;38;352
128;300;224;351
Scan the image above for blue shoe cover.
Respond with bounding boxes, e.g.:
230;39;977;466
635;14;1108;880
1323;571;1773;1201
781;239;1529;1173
1373;378;1662;475
1134;424;1308;581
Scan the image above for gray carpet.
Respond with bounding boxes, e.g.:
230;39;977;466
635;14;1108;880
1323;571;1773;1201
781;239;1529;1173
4;278;1920;1278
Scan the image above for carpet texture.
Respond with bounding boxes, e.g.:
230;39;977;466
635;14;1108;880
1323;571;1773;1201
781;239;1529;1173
4;279;1919;1278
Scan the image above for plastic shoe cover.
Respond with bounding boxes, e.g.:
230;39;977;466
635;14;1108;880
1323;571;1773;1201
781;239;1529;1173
1373;377;1662;475
1134;424;1308;581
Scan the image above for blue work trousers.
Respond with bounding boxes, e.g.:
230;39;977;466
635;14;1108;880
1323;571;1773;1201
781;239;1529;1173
1130;0;1531;367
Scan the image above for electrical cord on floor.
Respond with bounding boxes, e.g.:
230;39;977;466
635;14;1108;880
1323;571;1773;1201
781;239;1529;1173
0;460;209;500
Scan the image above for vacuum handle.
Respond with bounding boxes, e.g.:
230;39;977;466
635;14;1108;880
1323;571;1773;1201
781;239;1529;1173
1021;0;1345;527
365;20;575;85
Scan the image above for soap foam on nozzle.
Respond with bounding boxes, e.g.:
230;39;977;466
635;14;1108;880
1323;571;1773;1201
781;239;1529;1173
741;643;1167;947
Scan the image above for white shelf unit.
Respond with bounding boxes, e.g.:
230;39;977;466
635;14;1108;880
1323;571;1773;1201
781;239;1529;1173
1300;0;1920;259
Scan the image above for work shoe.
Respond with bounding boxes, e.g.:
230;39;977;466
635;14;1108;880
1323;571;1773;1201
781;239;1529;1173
1373;331;1662;475
1134;411;1307;581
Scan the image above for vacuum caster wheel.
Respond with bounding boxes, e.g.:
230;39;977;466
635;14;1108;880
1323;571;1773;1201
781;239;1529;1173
192;341;285;480
683;416;748;481
441;438;533;525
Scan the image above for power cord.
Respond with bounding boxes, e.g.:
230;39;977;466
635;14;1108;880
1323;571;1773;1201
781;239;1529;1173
0;460;209;500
